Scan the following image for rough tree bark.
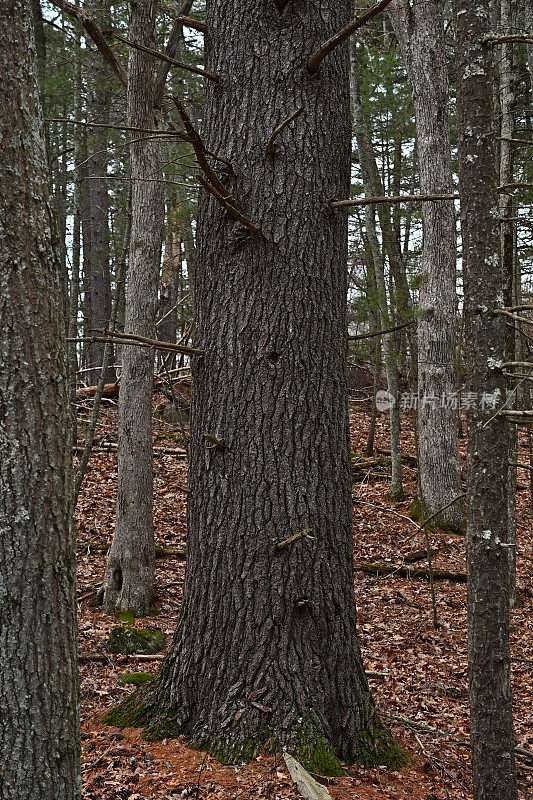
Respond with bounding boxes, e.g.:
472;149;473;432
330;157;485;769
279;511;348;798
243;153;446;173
102;0;164;616
83;0;113;383
0;1;80;797
498;0;518;607
387;0;463;531
454;1;518;798
105;1;404;774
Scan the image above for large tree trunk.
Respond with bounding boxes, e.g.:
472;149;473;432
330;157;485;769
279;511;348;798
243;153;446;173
102;0;164;616
454;2;518;799
388;0;463;531
0;1;80;797
106;0;402;774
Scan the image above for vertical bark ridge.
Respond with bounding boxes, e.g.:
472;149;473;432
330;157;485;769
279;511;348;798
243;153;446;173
106;1;404;773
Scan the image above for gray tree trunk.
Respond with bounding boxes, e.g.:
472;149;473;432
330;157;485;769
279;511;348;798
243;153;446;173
388;0;463;530
454;1;518;798
0;1;80;797
102;0;164;616
108;0;402;773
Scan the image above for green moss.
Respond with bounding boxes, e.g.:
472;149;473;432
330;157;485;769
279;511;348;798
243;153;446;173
355;724;411;769
408;497;424;522
106;626;166;655
116;611;136;626
191;726;344;776
117;672;153;687
287;732;344;776
103;687;151;728
141;718;182;742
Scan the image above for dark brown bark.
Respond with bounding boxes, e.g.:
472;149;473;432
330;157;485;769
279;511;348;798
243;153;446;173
108;0;401;773
102;0;164;616
83;0;113;384
0;1;80;797
454;1;518;799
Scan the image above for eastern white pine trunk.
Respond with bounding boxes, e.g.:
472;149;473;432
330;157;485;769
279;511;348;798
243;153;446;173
0;1;80;796
454;1;518;797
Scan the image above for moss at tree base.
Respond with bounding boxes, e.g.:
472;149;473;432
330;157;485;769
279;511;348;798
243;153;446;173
117;672;153;687
355;724;411;769
104;690;409;776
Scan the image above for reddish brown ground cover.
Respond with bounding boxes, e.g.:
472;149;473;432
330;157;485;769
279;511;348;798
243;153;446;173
75;395;533;799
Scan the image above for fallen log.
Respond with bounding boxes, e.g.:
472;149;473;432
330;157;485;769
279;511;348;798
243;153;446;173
77;542;187;559
376;447;418;467
403;548;439;564
76;382;120;400
354;561;467;583
73;441;187;458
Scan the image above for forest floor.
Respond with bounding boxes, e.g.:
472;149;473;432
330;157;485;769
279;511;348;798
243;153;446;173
75;393;533;800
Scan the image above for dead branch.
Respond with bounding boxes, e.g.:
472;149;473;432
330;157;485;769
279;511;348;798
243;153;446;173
348;319;415;340
485;34;533;44
172;98;232;199
266;106;303;154
111;31;219;82
49;0;128;87
276;529;314;551
307;0;394;74
197;174;259;234
331;193;459;210
178;15;208;33
96;328;204;357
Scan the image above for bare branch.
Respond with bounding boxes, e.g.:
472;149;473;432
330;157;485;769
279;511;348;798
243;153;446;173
485;34;533;44
196;175;259;235
331;193;459;210
49;0;128;87
95;329;204;357
172;98;232;198
307;0;394;74
112;31;219;82
178;15;208;33
276;529;314;551
348;320;415;340
266;106;303;154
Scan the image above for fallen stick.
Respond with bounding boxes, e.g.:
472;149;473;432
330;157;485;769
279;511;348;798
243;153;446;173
79;653;165;663
383;713;533;766
354;561;467;583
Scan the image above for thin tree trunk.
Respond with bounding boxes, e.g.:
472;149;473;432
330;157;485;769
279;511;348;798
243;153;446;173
388;0;463;531
0;2;80;796
106;0;403;773
84;0;113;383
499;0;518;607
351;48;404;499
454;1;518;798
102;0;164;616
